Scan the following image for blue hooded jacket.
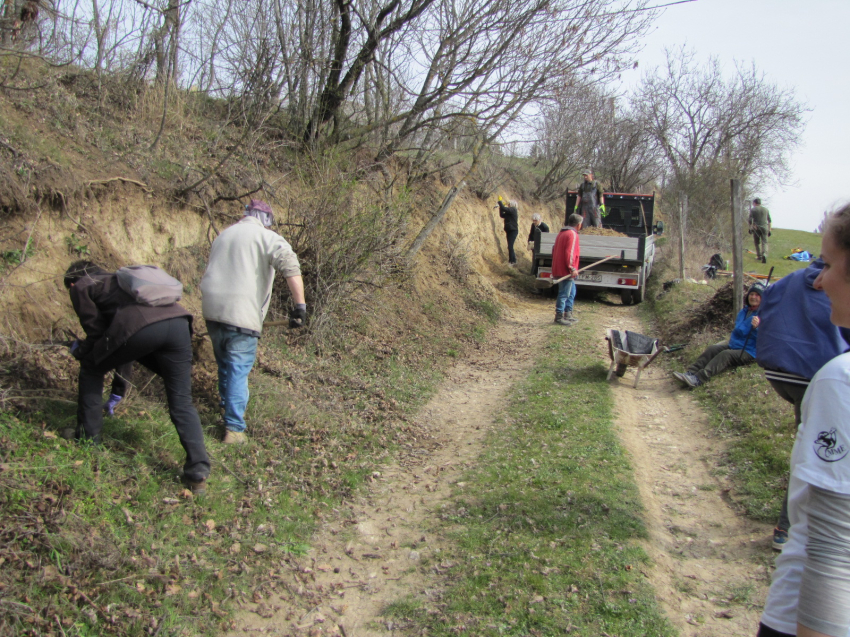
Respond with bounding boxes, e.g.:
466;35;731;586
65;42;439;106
756;259;850;379
728;305;759;358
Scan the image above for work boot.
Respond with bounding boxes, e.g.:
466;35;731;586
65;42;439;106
223;430;247;445
554;311;563;324
762;255;767;264
556;313;574;326
563;310;578;323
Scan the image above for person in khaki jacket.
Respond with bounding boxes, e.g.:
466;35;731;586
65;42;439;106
200;199;306;444
749;197;772;263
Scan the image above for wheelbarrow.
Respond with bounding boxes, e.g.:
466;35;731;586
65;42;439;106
605;329;661;389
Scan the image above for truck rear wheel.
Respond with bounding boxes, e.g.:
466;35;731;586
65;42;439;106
620;289;633;306
631;285;645;304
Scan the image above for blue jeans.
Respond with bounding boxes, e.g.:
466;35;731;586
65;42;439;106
556;278;577;313
207;322;258;433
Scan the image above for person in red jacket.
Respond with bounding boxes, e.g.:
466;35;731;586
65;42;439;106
551;213;583;325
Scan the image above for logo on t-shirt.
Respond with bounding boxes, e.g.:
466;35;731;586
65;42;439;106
814;428;849;463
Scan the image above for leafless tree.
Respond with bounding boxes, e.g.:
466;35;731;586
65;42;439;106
633;47;807;240
591;104;660;193
530;82;612;201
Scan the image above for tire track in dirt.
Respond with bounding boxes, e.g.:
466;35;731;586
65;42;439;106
227;294;775;636
598;303;773;636
227;300;554;637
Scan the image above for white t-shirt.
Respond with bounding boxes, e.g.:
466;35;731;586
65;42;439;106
761;352;850;634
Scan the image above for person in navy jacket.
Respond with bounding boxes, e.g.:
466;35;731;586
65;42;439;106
673;283;764;388
756;258;850;551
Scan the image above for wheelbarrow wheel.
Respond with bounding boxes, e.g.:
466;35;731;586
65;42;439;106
615;363;628;377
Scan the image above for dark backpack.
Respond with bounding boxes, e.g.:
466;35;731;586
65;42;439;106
116;265;183;307
708;253;725;269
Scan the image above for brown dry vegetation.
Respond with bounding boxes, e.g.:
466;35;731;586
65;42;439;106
0;65;567;636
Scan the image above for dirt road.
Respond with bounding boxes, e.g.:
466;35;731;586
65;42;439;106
228;294;773;636
602;307;772;636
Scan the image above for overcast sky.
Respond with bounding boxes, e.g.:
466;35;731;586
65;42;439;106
620;0;850;232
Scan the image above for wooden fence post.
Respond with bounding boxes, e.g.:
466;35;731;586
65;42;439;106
678;193;687;280
730;179;744;313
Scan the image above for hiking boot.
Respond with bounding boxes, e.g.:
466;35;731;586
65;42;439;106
554;311;564;324
672;371;690;386
188;479;207;497
772;528;788;551
563;310;578;322
683;372;702;388
223;430;247;445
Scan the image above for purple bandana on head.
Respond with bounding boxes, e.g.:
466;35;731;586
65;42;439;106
245;198;274;227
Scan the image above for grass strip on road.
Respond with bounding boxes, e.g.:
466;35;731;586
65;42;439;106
386;321;676;636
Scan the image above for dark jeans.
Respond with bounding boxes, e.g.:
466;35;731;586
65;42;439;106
76;317;210;482
505;229;518;264
757;622;794;637
768;378;808;533
687;341;754;382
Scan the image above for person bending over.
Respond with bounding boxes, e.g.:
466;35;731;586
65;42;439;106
64;260;210;494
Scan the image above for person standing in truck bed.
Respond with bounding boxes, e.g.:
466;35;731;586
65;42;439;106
574;169;605;228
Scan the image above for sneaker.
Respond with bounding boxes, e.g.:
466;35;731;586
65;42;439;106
683;372;702;388
188;479;207;497
672;371;690;386
223;430;247;444
772;528;788;551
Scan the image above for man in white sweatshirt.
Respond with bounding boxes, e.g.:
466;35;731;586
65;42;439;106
201;199;306;444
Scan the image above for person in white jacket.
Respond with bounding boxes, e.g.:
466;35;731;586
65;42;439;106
757;203;850;637
200;199;306;444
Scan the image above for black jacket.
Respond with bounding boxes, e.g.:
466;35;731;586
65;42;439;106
70;273;192;364
498;201;519;233
528;221;550;242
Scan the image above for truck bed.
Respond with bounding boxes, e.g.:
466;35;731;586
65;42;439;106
537;233;651;264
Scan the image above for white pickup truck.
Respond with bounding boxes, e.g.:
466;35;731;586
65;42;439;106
531;192;662;305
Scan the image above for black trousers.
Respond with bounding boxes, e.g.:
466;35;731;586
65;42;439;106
757;622;794;637
687;341;754;382
505;229;518;264
76;317;210;482
110;362;134;397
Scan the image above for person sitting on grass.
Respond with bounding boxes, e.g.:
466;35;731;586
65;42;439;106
673;283;764;388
